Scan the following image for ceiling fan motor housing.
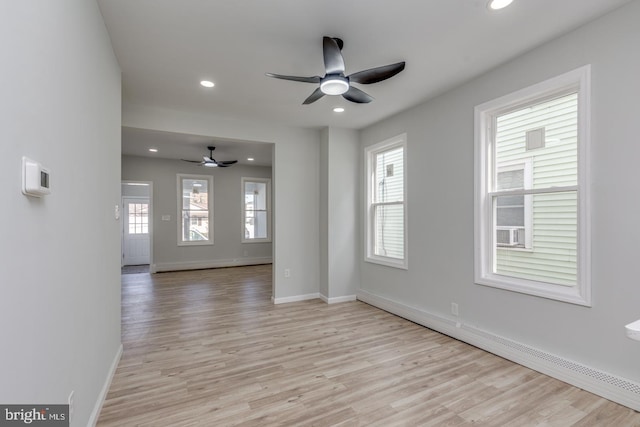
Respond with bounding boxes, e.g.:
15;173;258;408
320;75;349;95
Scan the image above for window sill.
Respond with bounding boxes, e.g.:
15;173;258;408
497;246;534;253
178;240;214;247
475;273;590;306
365;256;408;270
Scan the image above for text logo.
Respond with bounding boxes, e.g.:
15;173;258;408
0;405;68;426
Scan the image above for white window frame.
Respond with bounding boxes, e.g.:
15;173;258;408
241;177;272;243
365;133;408;269
177;173;214;246
474;65;591;306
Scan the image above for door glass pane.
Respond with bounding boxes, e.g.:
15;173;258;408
127;203;149;235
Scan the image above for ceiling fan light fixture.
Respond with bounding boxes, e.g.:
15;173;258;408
488;0;514;10
203;162;218;167
320;76;349;95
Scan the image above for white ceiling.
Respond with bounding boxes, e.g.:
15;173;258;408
100;0;631;164
121;127;273;166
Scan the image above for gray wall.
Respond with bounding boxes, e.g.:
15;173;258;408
319;127;360;300
0;1;122;425
122;155;272;271
360;1;640;383
324;128;360;300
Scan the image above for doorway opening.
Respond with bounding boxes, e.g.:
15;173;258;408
121;181;153;273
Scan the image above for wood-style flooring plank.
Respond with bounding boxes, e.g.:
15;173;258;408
96;265;640;426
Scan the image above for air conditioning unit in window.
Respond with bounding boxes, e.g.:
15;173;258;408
496;227;524;247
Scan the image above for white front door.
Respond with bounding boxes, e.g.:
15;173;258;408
122;197;150;265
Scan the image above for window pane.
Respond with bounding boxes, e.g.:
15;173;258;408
182;179;208;210
496;196;525;227
374;204;404;259
495;191;577;286
182;211;209;241
245;182;267;210
245;211;268;239
375;146;404;203
495;93;578;189
497;169;524;191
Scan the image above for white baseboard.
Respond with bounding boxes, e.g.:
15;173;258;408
357;289;640;412
273;293;320;304
319;294;358;304
88;343;123;427
154;257;272;273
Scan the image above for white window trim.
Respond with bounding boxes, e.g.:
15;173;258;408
365;133;408;269
474;65;591;306
177;173;214;246
241;177;272;243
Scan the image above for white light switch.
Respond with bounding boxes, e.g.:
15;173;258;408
114;204;120;220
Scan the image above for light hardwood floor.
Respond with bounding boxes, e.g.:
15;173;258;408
97;265;640;426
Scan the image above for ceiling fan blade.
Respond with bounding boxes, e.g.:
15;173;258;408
265;73;321;84
348;62;406;84
323;36;345;75
203;156;215;162
342;86;374;104
217;160;238;165
181;159;203;164
216;163;232;168
303;87;325;105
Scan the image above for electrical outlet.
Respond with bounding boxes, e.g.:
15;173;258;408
68;390;74;422
451;303;459;316
284;268;291;278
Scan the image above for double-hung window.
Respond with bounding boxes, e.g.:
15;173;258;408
241;177;271;243
177;174;213;246
365;134;407;269
475;66;591;305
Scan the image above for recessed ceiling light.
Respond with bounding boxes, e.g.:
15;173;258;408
488;0;514;10
200;80;215;88
148;148;158;152
333;107;345;113
247;157;255;162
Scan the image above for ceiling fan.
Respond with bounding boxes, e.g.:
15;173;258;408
181;146;238;168
266;36;405;105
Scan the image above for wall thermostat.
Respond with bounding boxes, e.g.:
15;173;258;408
22;156;51;197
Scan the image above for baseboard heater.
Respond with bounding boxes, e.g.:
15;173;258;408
357;290;640;412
